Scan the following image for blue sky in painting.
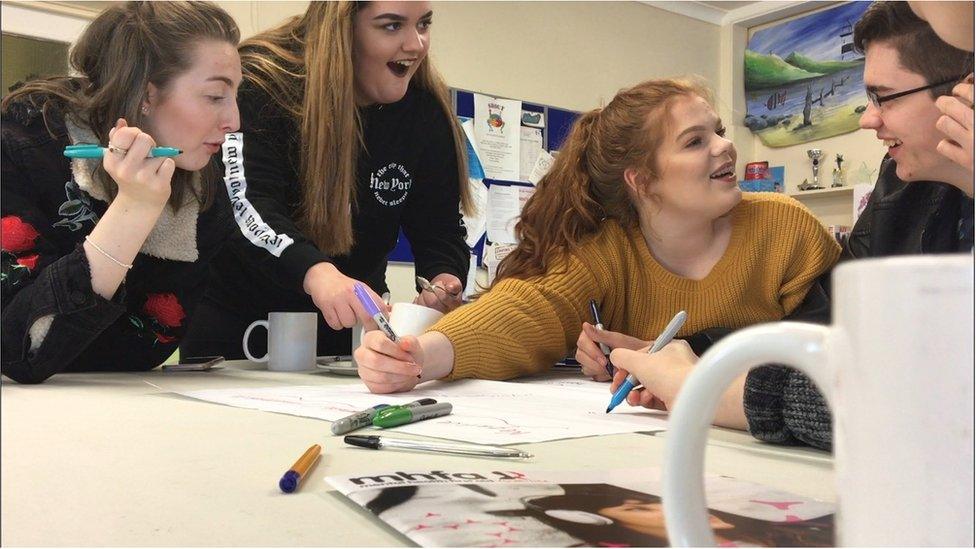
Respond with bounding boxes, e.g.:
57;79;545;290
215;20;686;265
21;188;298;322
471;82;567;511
747;2;870;61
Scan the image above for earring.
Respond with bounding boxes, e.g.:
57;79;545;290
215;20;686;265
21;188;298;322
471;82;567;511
141;105;149;115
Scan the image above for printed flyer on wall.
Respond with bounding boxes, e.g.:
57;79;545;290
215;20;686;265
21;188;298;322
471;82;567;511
474;93;521;181
326;468;834;547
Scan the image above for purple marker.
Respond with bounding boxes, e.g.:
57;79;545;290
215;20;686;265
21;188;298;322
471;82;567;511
353;283;399;342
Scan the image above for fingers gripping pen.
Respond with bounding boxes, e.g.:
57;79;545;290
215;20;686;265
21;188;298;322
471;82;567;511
353;283;399;342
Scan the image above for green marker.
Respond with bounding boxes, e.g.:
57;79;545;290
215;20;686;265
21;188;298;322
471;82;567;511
373;402;453;428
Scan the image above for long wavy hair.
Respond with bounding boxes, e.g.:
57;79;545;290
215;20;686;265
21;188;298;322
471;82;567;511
238;1;471;256
491;77;712;287
1;1;240;211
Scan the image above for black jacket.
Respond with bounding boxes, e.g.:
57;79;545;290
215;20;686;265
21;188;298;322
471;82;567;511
183;79;469;356
1;97;234;383
743;157;974;450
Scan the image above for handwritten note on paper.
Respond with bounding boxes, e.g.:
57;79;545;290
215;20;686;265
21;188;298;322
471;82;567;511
178;379;666;445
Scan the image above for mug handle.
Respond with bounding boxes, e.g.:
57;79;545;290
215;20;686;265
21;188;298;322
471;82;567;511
662;322;834;547
242;320;270;363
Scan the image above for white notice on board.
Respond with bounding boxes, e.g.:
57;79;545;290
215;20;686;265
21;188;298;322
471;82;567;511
519;126;543;183
528;150;555;185
487;185;535;244
474;94;521;181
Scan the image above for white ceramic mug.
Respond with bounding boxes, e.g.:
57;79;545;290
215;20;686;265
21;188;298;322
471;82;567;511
663;256;974;546
389;302;445;336
349;304;442;369
242;312;317;371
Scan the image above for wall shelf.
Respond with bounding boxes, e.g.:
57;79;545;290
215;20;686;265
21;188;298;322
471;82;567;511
788;186;855;199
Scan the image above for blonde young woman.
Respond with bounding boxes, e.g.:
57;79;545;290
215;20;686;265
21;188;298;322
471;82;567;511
355;78;840;394
182;1;473;359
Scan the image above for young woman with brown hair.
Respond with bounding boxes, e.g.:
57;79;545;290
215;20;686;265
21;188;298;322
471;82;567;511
354;77;840;394
182;1;473;359
0;1;242;384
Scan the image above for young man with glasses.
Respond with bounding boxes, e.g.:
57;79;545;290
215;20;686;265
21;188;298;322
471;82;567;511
849;0;973;258
606;1;974;452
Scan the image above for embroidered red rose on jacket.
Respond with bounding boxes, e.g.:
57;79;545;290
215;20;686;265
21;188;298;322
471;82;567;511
1;216;40;253
16;254;38;270
142;293;185;328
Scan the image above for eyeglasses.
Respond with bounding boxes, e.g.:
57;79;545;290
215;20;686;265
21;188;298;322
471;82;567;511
866;75;967;108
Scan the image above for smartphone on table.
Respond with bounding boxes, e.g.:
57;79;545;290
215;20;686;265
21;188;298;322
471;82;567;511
162;356;225;372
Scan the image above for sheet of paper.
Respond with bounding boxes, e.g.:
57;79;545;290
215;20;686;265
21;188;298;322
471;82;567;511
519;126;544;183
474;94;521;181
521;109;545;128
459;117;488;248
528;150;555;185
486;184;535;244
462;253;479;301
852;183;874;222
178;378;666;445
482;242;516;285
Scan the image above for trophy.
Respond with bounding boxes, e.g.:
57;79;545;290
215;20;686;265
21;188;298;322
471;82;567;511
799;149;825;191
832;153;845;187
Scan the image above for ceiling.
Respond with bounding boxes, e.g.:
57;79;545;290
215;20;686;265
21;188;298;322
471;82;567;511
698;1;761;12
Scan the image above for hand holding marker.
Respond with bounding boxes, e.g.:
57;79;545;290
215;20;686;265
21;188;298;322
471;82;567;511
588;299;614;377
64;143;181;158
605;310;687;413
353;283;398;342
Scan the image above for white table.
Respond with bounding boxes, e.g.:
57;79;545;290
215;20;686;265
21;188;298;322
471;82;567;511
1;361;834;546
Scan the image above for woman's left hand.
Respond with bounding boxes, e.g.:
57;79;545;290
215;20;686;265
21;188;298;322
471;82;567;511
609;339;699;411
414;273;463;312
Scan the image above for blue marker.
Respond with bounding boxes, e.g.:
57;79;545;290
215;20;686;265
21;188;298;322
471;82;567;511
353;283;398;342
606;311;687;413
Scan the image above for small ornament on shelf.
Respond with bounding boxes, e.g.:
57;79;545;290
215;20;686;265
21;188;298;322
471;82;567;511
832;153;846;188
798;149;825;191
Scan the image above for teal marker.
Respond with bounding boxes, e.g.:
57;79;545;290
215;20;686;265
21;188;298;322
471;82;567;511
64;143;182;158
373;402;452;428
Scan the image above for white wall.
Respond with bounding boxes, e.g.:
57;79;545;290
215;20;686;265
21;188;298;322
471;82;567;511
722;3;888;227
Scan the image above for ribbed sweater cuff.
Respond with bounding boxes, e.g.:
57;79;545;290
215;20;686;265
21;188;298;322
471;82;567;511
743;365;795;444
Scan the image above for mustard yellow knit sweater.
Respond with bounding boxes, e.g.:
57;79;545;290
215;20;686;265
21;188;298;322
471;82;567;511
431;192;841;381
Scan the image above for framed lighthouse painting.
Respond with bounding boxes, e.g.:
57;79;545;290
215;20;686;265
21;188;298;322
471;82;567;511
743;2;871;148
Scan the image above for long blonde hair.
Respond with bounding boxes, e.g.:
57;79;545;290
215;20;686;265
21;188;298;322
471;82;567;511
239;2;471;255
493;77;713;286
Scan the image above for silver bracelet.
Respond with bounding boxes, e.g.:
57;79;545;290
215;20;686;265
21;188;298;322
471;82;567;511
84;235;133;270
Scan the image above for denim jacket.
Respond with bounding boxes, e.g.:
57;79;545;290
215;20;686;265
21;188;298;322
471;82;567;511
1;97;233;383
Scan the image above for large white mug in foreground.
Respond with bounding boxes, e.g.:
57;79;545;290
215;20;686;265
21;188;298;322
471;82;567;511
242;312;317;371
663;256;974;546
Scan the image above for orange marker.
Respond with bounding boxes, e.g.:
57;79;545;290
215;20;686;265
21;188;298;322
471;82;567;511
278;444;321;493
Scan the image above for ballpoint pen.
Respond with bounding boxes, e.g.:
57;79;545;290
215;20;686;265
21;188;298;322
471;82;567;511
605;310;688;413
278;444;321;493
64;143;182;158
589;299;614;377
344;435;532;459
